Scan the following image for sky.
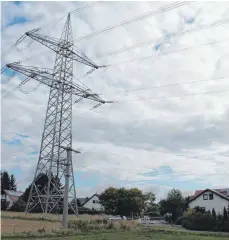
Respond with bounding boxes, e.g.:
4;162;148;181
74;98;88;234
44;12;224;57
1;1;229;201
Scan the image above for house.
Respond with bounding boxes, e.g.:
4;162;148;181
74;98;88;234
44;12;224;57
188;188;229;214
82;194;104;211
1;190;23;208
76;194;103;211
71;194;104;212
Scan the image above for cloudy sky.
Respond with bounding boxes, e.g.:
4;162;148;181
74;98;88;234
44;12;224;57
1;1;229;200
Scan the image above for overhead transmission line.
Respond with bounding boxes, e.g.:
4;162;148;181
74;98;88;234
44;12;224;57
97;17;229;59
72;1;192;43
112;89;229;104
105;75;229;95
1;1;98;58
105;38;229;67
13;17;229;72
6;2;192;65
37;1;99;31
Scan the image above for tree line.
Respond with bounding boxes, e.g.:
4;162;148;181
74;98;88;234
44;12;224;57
1;171;17;194
1;170;188;217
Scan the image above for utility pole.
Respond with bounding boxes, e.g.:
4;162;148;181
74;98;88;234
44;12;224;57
59;145;80;228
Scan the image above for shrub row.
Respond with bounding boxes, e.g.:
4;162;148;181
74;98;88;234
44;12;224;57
68;219;138;231
176;208;229;232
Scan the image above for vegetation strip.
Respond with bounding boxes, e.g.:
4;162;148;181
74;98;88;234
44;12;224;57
2;227;229;239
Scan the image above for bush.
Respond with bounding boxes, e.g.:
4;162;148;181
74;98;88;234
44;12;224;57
182;210;213;231
182;209;229;232
148;211;161;217
1;200;9;210
164;213;172;223
220;220;229;232
175;216;184;225
10;199;26;212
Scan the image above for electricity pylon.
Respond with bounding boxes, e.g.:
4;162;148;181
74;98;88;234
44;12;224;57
5;13;111;215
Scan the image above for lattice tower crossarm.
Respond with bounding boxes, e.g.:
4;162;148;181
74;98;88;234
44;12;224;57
6;62;107;103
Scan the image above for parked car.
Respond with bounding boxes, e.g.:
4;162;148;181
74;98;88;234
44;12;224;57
109;215;127;220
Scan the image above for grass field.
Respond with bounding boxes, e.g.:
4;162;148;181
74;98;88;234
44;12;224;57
1;211;107;222
2;211;229;240
3;231;229;240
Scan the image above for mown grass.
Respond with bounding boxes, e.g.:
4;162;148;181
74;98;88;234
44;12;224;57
2;230;229;240
2;211;229;240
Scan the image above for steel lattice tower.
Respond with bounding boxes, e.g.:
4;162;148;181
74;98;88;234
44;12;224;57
26;14;77;214
3;13;111;215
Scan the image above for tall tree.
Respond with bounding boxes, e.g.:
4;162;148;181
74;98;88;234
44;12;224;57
1;171;10;194
158;199;169;216
9;174;17;191
223;207;229;221
100;187;147;216
212;208;216;225
159;189;184;222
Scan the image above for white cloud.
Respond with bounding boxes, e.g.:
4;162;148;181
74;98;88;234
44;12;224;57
1;1;229;200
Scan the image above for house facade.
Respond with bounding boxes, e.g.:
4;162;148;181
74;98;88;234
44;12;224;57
1;190;23;208
82;194;104;211
188;188;229;214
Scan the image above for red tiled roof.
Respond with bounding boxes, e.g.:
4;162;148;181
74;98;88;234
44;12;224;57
8;195;20;203
189;189;229;204
194;188;228;197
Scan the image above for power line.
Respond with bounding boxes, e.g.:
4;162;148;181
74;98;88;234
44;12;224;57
72;2;192;43
96;17;229;59
13;37;229;74
105;76;229;95
8;2;191;65
1;2;98;58
106;38;229;67
38;2;99;31
113;89;229;103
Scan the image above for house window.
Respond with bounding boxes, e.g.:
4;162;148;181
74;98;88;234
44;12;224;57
203;194;208;200
209;193;213;200
93;200;99;204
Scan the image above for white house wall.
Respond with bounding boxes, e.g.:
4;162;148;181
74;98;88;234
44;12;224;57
189;191;229;214
83;195;104;211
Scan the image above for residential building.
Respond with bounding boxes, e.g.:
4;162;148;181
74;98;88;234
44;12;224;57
188;188;229;214
82;194;104;211
71;194;104;212
1;190;23;208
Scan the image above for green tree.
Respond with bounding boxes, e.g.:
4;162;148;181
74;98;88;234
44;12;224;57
9;174;17;191
184;196;191;211
100;187;147;216
212;208;216;225
100;187;118;215
1;171;10;194
161;189;185;223
223;207;229;221
147;204;160;217
158;199;169;216
144;192;156;205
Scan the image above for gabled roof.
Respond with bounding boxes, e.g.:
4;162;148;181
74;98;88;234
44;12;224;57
194;188;229;197
188;188;229;204
78;198;87;204
82;194;101;206
4;190;23;203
